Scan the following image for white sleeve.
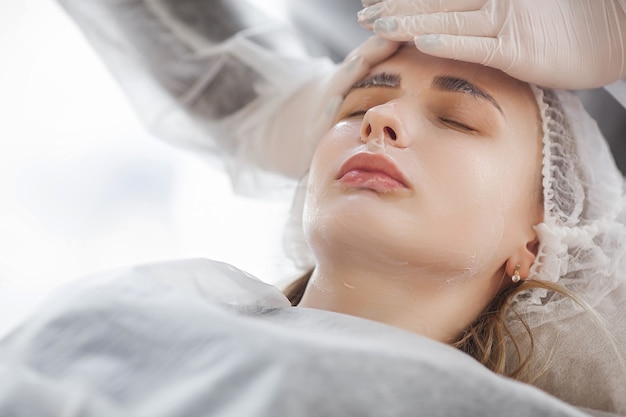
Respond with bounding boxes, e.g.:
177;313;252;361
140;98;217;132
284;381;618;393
57;0;333;196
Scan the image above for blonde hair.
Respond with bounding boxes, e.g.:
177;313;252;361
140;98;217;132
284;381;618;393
452;279;575;382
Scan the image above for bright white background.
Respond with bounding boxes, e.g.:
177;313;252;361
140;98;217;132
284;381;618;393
0;0;297;334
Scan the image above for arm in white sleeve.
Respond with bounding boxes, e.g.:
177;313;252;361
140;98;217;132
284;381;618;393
56;0;321;195
57;0;399;196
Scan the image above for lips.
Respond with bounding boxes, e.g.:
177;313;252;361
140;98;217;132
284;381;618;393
337;152;410;191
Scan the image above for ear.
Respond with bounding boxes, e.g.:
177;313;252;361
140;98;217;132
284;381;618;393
505;236;540;281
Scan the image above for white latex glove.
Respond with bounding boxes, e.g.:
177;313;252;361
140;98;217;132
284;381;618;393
357;0;626;89
258;37;401;179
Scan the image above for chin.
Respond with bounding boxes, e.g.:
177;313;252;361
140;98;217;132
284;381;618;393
306;205;412;259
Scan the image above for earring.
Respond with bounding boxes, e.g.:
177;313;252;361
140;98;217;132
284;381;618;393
512;264;521;283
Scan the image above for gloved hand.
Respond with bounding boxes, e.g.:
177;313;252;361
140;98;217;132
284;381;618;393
357;0;626;89
259;36;401;179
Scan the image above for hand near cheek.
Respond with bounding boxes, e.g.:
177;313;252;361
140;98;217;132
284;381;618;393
358;0;626;89
265;37;401;178
312;36;402;136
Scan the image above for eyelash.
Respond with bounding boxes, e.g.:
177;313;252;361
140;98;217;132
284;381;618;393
439;118;475;132
345;110;367;118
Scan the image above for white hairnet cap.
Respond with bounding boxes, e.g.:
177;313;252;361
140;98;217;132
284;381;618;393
513;87;626;330
511;88;626;411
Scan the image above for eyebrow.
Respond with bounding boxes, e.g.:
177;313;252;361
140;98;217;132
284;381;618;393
432;75;503;115
349;72;401;91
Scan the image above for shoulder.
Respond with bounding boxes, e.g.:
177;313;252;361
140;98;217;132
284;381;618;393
65;258;292;310
2;258;290;344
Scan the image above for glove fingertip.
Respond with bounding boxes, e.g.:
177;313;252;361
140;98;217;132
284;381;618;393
372;17;412;41
414;34;445;53
344;55;367;75
326;57;368;99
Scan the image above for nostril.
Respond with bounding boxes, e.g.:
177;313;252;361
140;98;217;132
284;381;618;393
385;127;397;140
365;124;372;137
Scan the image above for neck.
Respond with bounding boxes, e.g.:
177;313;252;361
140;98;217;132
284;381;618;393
297;260;502;343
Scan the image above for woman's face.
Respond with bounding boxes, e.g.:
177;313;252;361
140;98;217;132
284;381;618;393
304;45;543;293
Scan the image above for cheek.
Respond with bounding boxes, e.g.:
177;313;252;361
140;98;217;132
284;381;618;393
304;122;359;232
417;145;512;267
308;121;359;185
420;132;541;265
310;121;358;168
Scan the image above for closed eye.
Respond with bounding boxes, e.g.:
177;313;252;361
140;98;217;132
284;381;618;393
439;118;476;132
336;108;369;120
346;110;368;118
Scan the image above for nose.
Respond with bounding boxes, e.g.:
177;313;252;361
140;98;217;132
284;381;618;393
360;103;409;148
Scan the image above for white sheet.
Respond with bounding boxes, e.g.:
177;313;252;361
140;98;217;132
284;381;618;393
0;259;594;416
